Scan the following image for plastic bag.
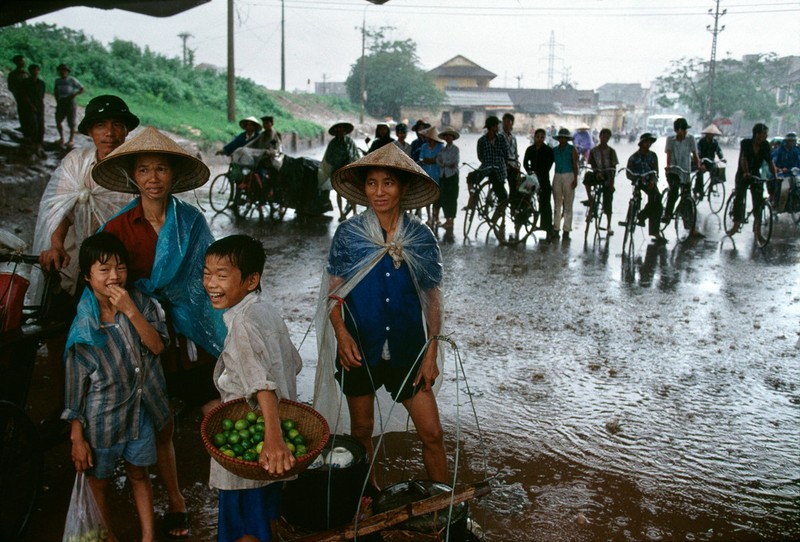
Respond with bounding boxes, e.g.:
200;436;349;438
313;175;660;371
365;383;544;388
518;172;539;195
62;472;109;542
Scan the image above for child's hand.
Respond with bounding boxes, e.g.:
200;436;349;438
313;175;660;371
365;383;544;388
258;437;296;476
71;439;94;472
107;285;136;317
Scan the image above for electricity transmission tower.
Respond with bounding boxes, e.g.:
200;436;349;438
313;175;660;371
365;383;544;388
539;31;563;89
706;0;726;123
178;32;193;66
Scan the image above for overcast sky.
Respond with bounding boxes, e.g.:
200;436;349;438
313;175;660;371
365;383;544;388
32;0;800;93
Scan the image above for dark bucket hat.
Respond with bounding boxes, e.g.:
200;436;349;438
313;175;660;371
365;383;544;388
638;132;658;145
77;95;140;136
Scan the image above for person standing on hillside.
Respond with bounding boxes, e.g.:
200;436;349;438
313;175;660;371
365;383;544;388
54;63;85;149
7;55;30;141
22;64;46;158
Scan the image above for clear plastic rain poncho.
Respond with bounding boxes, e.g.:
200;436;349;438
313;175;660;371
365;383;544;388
30;147;131;303
101;196;226;358
313;208;445;435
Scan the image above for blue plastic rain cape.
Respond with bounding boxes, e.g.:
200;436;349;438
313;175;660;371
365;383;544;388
65;287;106;352
102;196;226;357
313;209;445;435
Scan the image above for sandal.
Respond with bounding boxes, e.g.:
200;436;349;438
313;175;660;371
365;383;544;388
164;511;192;540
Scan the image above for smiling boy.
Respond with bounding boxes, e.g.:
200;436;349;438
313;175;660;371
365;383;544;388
203;235;302;542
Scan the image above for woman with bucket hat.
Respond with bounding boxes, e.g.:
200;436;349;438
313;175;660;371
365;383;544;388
313;143;448;485
552;128;579;240
94;126;225;539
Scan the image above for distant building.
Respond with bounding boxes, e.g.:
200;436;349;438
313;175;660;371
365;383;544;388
428;55;497;91
597;83;650;132
314;81;348;98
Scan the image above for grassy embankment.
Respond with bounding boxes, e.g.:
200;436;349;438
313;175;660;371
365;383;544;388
0;23;358;149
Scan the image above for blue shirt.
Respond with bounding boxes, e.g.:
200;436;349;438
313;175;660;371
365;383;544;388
553;144;575;173
328;213;441;369
419;142;443;182
773;144;800;173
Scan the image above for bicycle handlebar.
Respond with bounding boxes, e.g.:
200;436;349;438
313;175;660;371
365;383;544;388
620;167;657;179
0;252;40;265
701;157;726;165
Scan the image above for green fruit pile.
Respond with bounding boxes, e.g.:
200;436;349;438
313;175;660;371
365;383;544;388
211;410;309;462
65;528;109;542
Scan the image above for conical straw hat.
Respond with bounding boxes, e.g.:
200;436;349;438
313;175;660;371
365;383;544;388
701;124;722;135
332;142;439;210
92;126;210;194
328;120;354;136
420;126;443;143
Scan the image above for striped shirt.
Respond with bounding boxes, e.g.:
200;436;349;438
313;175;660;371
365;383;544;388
62;290;170;449
477;133;509;174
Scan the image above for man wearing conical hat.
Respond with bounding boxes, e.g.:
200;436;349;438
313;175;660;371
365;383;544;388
313;143;448;484
696;124;726;200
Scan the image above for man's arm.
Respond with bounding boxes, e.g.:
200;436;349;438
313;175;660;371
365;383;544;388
39;216;72;271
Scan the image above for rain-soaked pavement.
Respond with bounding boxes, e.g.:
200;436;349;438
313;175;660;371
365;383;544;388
18;135;800;541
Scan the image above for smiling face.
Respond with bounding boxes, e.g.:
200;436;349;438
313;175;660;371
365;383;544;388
203;254;259;310
364;167;407;215
84;254;127;300
132;153;174;201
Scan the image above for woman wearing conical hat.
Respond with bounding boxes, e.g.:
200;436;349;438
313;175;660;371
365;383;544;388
313;143;448;484
93;126;224;538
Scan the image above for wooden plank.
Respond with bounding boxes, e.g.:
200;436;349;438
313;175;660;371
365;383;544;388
291;481;491;542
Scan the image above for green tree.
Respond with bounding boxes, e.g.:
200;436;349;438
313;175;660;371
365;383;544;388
655;54;788;124
345;28;443;119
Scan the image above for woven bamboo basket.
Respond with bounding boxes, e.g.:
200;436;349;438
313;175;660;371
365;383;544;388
201;398;329;480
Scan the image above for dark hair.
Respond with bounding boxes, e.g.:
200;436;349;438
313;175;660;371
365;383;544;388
673;117;689;131
484;116;501;128
600;128;612;137
28;64;40;73
206;235;265;293
261;116;274;123
534;128;546;136
79;232;129;282
752;123;768;137
502;113;515;122
395;123;407;133
12;54;24;63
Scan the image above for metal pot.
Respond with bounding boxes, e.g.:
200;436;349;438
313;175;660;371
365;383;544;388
374;480;469;541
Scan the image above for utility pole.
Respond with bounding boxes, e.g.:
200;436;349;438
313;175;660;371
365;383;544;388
515;74;523;89
280;0;285;91
539;31;563;89
227;0;235;121
359;9;366;124
706;0;726;123
178;32;193;66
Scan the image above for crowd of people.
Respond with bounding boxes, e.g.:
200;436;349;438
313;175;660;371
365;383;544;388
21;89;450;542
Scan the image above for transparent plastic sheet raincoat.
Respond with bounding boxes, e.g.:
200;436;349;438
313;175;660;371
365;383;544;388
29;147;131;303
313;209;444;435
101;196;226;357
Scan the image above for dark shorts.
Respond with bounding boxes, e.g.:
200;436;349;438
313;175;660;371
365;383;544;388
335;356;431;403
55;98;77;127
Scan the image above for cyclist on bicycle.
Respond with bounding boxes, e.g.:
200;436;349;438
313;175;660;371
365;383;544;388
726;123;778;240
585;128;619;234
216;116;261;158
626;132;666;244
500;113;521;202
476;115;510;202
772;132;800;205
573;123;593;165
696;124;725;200
663;117;702;227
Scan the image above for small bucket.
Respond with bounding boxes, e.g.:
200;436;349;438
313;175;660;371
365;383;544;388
0;272;30;332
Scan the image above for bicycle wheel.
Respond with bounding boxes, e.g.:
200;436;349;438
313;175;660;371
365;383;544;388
208;172;233;212
473;181;496;236
232;177;256;219
621;199;637;260
492;196;535;247
659;189;670;233
755;201;773;247
788;190;800;225
674;196;697;243
706;180;726;214
0;401;42;541
723;191;737;233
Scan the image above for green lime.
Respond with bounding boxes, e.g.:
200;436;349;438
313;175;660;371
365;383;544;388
257;415;265;424
281;419;295;432
213;433;227;447
255;422;265;433
287;428;300;440
295;444;307;457
227;432;240;445
232;443;245;456
245;411;258;423
221;418;234;431
238;429;250;440
223;449;236;457
243;450;258;462
292;434;306;446
286;441;296;454
256;441;263;453
234;419;250;431
219;444;231;452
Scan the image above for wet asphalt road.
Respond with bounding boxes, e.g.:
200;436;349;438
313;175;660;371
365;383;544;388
18;135;800;541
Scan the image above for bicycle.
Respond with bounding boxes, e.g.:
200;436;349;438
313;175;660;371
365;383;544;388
660;165;697;243
231;166;287;222
723;174;773;247
583;167;617;240
771;167;800;225
461;164;503;241
0;252;66;540
207;163;239;212
491;171;540;247
694;157;727;214
619;167;658;262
